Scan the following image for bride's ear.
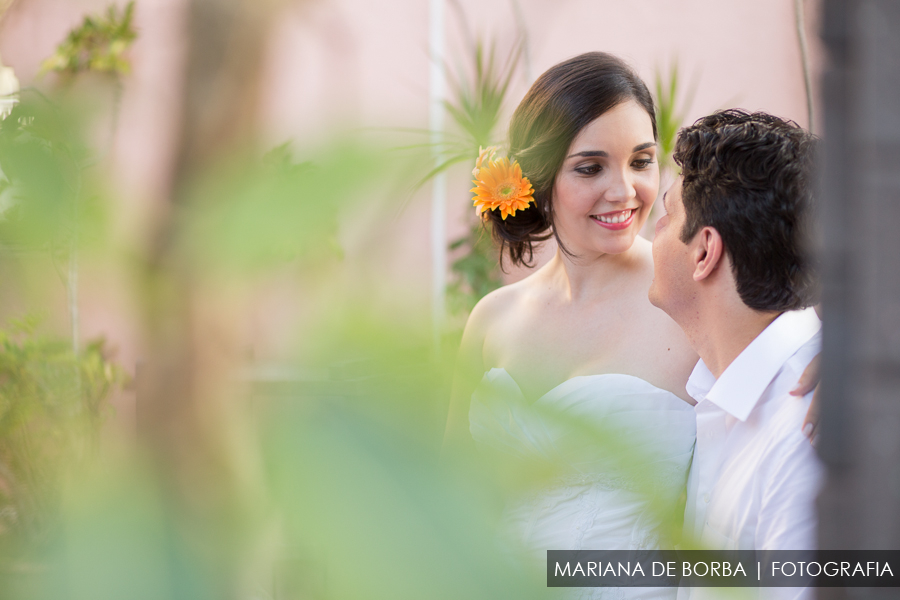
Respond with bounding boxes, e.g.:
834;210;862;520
692;227;725;282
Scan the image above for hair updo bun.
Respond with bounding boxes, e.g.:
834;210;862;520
488;52;658;267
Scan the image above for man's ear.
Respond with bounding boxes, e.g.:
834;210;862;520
692;227;725;282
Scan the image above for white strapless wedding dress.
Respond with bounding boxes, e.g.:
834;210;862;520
470;368;696;600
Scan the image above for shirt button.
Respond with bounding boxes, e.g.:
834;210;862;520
703;493;710;504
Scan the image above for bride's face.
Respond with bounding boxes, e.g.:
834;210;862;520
551;100;659;257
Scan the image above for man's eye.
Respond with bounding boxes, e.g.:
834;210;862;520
576;164;601;175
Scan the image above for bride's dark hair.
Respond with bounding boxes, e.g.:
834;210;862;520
488;52;658;267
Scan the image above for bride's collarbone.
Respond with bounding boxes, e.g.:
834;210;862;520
487;320;642;369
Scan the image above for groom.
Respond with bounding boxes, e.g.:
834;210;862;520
648;110;822;567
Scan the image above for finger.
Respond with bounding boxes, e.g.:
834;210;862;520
803;420;818;441
802;388;821;440
791;354;821;396
791;378;816;396
802;403;819;434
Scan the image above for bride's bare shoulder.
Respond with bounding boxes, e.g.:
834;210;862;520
466;275;529;332
463;264;551;345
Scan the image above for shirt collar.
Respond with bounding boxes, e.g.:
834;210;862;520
686;307;822;421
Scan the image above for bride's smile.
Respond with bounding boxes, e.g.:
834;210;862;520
591;208;636;228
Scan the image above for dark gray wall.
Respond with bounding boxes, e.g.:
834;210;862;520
817;0;900;597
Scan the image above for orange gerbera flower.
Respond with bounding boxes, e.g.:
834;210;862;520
470;155;534;220
472;145;500;178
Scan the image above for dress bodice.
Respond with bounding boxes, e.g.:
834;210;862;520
470;368;696;482
470;368;697;599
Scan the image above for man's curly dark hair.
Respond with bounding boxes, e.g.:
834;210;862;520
673;109;818;312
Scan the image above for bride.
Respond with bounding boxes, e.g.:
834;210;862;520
445;52;701;594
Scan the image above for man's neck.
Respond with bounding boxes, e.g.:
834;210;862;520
688;299;782;379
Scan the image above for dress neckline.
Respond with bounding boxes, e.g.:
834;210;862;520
483;367;688;406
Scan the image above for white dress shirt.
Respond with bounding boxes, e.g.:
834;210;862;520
679;307;824;600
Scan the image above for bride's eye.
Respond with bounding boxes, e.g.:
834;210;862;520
632;158;655;169
575;164;602;175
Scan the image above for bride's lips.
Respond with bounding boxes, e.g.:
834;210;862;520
590;208;637;231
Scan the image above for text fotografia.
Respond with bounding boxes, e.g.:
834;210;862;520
772;561;892;578
546;550;900;588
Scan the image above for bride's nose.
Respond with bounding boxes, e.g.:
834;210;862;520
605;168;637;203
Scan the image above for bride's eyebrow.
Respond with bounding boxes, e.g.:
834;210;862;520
567;142;656;159
567;150;607;158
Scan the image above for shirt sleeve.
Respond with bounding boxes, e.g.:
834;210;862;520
755;413;825;551
751;414;823;600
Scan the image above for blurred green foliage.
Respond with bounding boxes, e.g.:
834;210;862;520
182;140;387;276
0;315;124;547
401;38;520;319
39;2;137;78
654;61;695;172
258;312;545;600
0;8;702;600
0;7;127;584
447;221;500;315
412;40;522;187
441;40;522;317
443;41;521;165
0;93;88;251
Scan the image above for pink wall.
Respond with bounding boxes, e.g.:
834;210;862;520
260;0;823;140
